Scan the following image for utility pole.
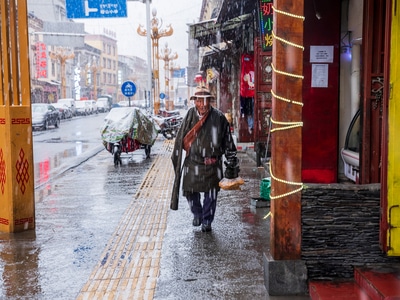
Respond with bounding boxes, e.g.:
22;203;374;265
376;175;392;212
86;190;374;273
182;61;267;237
50;47;75;99
128;0;152;111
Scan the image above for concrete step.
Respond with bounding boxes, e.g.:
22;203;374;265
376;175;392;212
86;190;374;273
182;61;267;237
309;264;400;300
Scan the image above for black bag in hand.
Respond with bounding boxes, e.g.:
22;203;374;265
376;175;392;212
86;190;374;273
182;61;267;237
224;156;240;179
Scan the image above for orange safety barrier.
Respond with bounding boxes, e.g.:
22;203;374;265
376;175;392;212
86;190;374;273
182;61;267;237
0;0;35;232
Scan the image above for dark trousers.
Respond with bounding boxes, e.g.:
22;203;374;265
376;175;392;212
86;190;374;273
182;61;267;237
186;191;218;225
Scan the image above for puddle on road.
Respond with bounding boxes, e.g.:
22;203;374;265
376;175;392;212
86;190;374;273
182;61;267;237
34;143;89;187
0;230;41;299
34;146;151;203
2;148;153;299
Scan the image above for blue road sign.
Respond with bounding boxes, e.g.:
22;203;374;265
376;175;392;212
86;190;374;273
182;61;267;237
159;93;165;100
121;81;137;97
172;68;186;78
66;0;127;19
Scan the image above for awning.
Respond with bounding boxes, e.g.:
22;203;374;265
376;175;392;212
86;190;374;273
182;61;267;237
217;0;256;24
200;45;230;71
189;13;252;48
189;18;219;47
37;78;61;85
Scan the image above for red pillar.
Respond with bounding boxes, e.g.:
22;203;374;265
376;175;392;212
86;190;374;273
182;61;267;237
270;0;304;260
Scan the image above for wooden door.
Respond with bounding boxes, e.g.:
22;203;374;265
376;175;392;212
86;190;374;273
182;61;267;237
253;37;272;163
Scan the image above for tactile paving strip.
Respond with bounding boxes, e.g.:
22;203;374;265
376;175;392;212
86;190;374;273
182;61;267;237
77;140;175;300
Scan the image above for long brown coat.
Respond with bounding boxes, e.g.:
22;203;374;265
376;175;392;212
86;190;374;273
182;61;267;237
170;106;237;210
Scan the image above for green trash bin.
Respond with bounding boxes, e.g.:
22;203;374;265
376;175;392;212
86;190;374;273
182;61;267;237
260;177;271;200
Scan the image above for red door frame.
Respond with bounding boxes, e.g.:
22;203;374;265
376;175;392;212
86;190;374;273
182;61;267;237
361;0;391;251
253;37;272;164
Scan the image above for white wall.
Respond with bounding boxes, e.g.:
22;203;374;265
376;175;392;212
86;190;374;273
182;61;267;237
338;0;363;174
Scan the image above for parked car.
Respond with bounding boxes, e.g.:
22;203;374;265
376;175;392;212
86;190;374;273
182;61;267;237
87;99;98;114
75;100;90;116
31;103;61;130
97;94;113;108
57;98;76;116
111;103;121;108
97;97;111;112
132;99;147;109
118;100;129;107
52;102;73;119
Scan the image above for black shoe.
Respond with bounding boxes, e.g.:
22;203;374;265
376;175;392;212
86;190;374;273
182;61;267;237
192;217;201;227
201;224;212;232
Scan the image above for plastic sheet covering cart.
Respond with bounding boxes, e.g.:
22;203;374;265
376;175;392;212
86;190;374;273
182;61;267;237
100;107;158;165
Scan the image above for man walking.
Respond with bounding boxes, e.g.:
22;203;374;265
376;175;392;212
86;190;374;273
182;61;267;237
171;86;239;232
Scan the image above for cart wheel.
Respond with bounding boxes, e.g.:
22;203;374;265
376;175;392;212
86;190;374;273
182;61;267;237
113;145;122;166
163;130;174;140
145;145;151;159
114;151;121;166
171;129;177;138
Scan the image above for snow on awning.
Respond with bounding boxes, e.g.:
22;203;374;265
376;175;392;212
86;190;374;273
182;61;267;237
189;13;252;48
216;0;255;23
189;18;219;47
200;45;230;71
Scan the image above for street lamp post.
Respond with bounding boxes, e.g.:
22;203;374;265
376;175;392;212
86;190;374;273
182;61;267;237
170;62;181;109
157;43;178;110
138;8;173;114
50;47;75;99
128;0;152;112
85;56;101;99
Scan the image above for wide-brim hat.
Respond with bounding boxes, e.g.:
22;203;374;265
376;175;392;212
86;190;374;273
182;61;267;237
190;86;215;101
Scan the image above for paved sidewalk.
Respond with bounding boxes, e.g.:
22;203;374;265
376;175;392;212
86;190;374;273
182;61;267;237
75;140;309;300
77;140;175;299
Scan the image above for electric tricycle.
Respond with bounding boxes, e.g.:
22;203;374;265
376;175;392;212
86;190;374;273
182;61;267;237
100;107;158;166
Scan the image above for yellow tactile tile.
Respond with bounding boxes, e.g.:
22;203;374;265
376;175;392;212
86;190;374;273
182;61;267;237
77;140;174;300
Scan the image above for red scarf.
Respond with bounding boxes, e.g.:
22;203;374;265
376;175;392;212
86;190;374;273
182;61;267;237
183;109;210;153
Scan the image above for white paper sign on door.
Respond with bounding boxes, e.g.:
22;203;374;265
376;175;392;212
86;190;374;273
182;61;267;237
311;64;329;88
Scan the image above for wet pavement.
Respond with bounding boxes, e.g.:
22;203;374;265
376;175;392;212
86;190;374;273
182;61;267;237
154;150;271;300
0;138;311;300
0;142;154;299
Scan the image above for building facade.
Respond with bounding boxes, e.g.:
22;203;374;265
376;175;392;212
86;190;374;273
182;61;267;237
190;0;400;292
85;32;119;100
118;55;149;103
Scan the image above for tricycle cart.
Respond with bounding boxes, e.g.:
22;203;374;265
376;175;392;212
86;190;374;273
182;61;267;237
100;107;158;165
